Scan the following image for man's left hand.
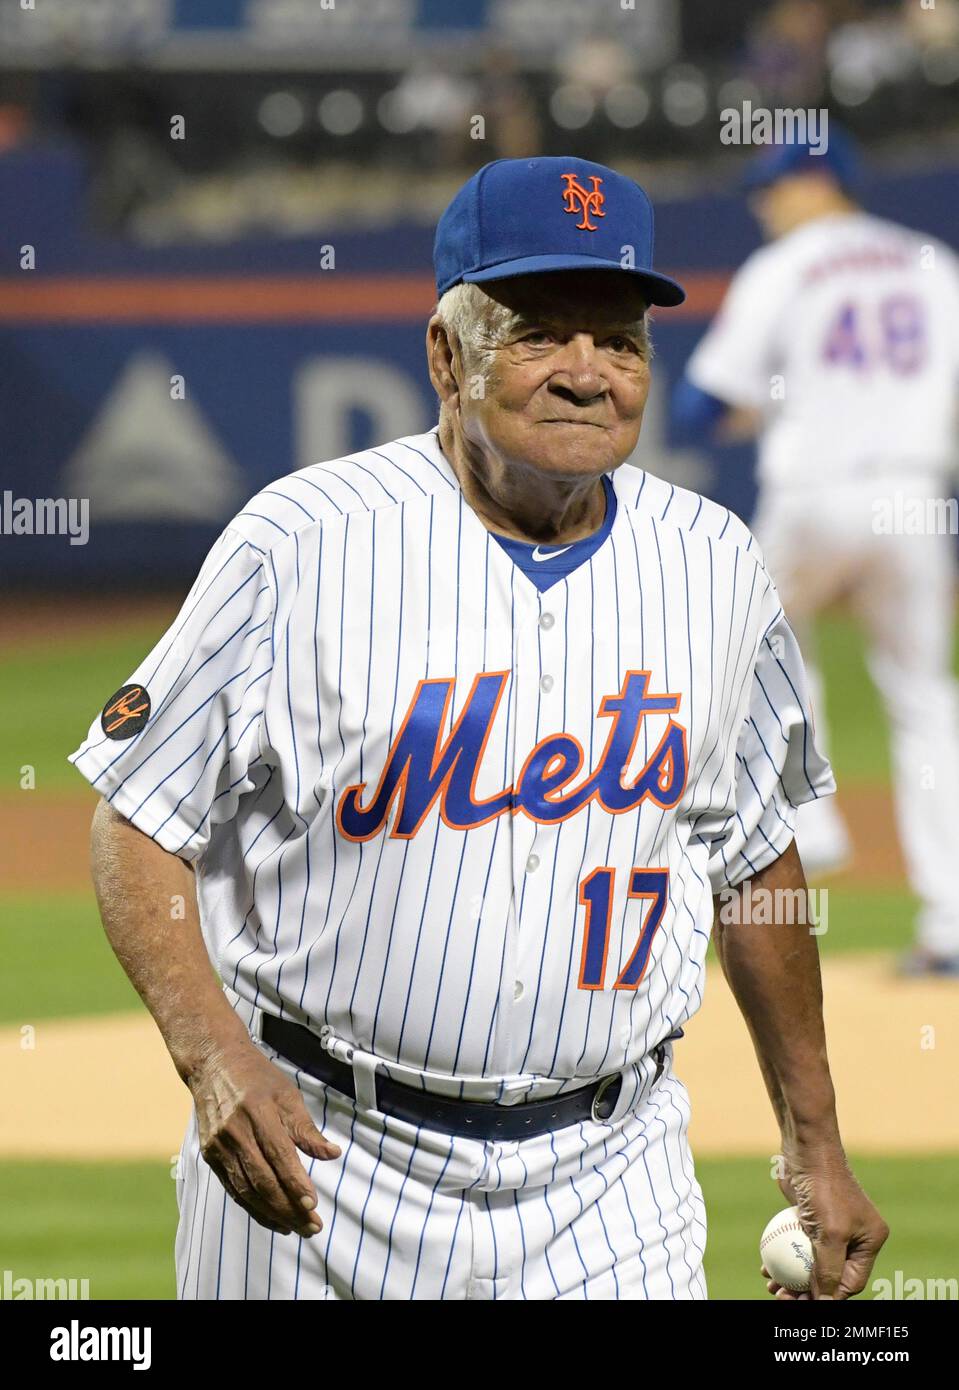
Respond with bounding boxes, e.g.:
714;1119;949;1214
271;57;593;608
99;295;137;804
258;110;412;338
764;1149;889;1300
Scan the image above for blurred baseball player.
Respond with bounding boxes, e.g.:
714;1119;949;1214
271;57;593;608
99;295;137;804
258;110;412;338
71;157;886;1300
676;129;959;976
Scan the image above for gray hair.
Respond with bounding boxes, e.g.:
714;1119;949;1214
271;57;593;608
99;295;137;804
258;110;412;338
434;280;653;374
433;283;509;374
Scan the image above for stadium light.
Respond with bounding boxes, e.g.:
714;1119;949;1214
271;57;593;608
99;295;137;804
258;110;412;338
605;83;651;129
549;84;596;130
257;91;305;139
318;90;364;136
662;66;709;127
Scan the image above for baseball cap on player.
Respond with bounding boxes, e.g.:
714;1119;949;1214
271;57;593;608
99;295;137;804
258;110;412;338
741;125;862;195
433;156;686;307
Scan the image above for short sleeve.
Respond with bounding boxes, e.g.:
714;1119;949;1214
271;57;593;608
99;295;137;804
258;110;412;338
707;606;835;892
68;527;275;862
685;251;792;410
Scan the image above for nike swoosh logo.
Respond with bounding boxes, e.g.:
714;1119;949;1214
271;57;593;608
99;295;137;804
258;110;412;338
531;544;573;562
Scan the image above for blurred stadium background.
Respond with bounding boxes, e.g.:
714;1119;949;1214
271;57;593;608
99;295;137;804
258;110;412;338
1;0;957;1300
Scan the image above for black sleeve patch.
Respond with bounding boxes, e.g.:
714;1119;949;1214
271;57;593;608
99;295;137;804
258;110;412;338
101;684;152;740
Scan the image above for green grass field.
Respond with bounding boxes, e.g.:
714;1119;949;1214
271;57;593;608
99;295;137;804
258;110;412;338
0;622;173;793
0;1161;177;1301
0;893;140;1021
1;611;955;1299
700;1154;959;1300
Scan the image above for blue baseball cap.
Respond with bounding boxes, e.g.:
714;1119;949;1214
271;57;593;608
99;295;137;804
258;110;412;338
434;156;685;307
742;125;862;195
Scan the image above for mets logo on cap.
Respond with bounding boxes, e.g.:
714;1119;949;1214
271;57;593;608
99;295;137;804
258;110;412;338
431;156;686;306
561;172;605;230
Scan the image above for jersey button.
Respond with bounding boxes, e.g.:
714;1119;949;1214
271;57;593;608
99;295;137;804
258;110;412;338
540;674;554;693
513;980;525;1001
539;612;555;630
525;853;540;873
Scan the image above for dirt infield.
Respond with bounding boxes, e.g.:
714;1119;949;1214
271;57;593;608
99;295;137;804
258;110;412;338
1;1012;191;1161
0;594;179;649
0;792;99;890
684;951;957;1155
1;951;953;1160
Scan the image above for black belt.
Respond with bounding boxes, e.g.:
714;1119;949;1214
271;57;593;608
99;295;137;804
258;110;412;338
260;1014;679;1141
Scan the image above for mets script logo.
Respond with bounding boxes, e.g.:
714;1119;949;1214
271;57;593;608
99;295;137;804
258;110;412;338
561;172;605;230
336;670;687;841
100;684;152;740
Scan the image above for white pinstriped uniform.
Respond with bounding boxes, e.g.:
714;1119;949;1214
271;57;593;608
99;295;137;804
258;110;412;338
70;427;832;1300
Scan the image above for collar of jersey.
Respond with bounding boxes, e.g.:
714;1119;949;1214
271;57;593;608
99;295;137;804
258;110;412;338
490;474;617;571
422;428;620;588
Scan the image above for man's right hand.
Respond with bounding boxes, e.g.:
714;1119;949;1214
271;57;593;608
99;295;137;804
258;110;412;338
187;1039;341;1237
87;802;342;1238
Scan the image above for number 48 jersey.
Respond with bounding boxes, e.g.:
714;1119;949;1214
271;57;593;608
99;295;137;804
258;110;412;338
686;211;959;487
69;432;832;1101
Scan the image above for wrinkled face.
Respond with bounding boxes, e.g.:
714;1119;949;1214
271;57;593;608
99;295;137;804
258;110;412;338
457;270;652;480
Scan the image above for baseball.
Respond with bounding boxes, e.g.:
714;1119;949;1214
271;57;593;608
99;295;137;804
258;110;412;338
760;1207;814;1292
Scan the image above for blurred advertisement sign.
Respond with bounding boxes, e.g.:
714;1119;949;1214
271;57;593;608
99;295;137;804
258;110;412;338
0;0;675;64
0;0;173;56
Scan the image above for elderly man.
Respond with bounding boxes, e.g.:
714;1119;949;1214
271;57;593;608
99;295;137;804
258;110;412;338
71;156;886;1301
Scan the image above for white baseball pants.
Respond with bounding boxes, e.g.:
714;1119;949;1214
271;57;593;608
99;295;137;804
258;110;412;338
174;1032;707;1301
754;474;959;956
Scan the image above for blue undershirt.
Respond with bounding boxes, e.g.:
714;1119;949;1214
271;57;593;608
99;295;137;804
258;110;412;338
490;475;617;591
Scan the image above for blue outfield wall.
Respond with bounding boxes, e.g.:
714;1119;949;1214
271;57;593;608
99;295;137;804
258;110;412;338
1;144;958;587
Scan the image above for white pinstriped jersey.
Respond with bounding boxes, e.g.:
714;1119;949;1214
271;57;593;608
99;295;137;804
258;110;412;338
686;212;959;487
70;428;832;1100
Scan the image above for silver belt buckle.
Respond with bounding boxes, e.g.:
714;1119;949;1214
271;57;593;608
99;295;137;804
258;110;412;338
590;1073;620;1123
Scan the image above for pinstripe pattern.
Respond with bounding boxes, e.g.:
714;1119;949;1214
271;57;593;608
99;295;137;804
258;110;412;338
174;1005;706;1301
73;427;832;1300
